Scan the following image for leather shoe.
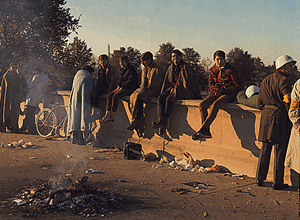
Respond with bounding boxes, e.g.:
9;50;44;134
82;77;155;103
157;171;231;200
256;180;264;187
126;119;141;131
272;183;289;190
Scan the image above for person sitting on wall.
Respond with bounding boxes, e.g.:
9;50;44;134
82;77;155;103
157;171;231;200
126;51;165;136
90;54;118;110
236;85;260;109
152;49;202;134
67;65;94;145
192;50;242;140
20;59;49;134
101;56;139;122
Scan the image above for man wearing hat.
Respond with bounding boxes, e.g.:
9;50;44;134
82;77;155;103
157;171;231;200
256;55;297;190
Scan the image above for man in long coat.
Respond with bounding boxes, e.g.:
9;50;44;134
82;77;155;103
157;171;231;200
67;65;94;145
91;54;118;110
256;55;296;190
284;78;300;187
126;51;165;135
20;60;49;134
152;49;201;134
0;64;24;133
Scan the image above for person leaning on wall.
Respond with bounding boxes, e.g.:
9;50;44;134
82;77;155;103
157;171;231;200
192;50;242;140
256;55;296;190
100;56;139;123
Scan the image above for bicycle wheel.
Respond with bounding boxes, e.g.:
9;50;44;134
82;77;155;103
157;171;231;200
35;108;56;137
58;115;68;138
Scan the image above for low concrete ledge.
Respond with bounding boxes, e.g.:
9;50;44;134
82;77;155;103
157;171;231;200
43;91;296;186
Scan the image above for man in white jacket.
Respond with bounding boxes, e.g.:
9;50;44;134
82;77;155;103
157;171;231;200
20;60;49;134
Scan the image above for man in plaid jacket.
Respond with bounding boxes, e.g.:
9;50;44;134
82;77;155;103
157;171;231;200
192;50;242;140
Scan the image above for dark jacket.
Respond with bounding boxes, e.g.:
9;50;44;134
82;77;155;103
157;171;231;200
209;63;242;97
117;64;139;90
257;71;292;144
161;61;201;100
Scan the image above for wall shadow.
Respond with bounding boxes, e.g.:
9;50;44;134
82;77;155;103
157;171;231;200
223;107;260;157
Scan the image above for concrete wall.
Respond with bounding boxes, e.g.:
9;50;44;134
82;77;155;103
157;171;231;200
42;91;298;186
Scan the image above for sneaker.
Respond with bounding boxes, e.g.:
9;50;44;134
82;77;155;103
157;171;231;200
197;127;212;138
192;130;202;140
126;119;141;131
272;183;289;190
152;121;167;129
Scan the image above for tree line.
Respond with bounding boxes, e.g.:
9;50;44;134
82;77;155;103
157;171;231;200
0;1;299;91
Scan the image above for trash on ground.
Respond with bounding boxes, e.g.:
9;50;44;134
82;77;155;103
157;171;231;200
89;157;104;160
170;188;190;195
142;153;158;161
85;169;105;174
8;176;124;217
65;155;72;159
29;157;37;159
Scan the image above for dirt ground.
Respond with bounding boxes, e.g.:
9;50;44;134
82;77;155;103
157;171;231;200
0;133;299;220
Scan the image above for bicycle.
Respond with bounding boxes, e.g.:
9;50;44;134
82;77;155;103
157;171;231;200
35;102;69;138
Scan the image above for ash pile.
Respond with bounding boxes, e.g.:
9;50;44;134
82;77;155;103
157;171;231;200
10;176;124;217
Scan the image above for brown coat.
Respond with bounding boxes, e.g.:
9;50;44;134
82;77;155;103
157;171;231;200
130;61;165;112
257;71;292;144
0;69;23;130
161;61;201;100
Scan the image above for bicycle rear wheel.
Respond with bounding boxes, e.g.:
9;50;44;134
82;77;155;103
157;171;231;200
35;108;56;137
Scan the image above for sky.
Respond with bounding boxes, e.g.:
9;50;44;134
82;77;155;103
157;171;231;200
65;0;300;65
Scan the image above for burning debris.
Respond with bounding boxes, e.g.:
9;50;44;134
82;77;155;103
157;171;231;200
8;176;124;217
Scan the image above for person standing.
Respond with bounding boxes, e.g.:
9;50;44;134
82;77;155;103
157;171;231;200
256;55;296;190
152;49;201;134
192;50;242;140
67;65;94;145
126;51;165;134
101;56;139;122
20;60;49;134
284;78;300;188
0;63;24;133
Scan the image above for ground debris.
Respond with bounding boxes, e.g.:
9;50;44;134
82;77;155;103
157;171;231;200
8;176;125;217
170;188;190;195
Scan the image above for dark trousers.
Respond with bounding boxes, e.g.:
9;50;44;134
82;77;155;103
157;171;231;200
199;94;232;128
106;88;132;112
132;98;144;120
21;105;37;133
157;90;175;119
256;141;289;184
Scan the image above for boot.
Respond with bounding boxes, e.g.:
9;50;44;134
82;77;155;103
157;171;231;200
100;111;113;122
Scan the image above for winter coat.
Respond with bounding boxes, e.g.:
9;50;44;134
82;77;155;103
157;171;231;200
209;63;242;97
67;70;93;134
117;64;139;91
160;61;201;100
25;71;49;107
257;71;292;144
130;61;165;112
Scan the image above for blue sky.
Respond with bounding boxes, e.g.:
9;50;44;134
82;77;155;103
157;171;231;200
66;0;300;65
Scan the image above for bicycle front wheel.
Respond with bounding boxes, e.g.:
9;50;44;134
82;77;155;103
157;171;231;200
35;108;56;137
